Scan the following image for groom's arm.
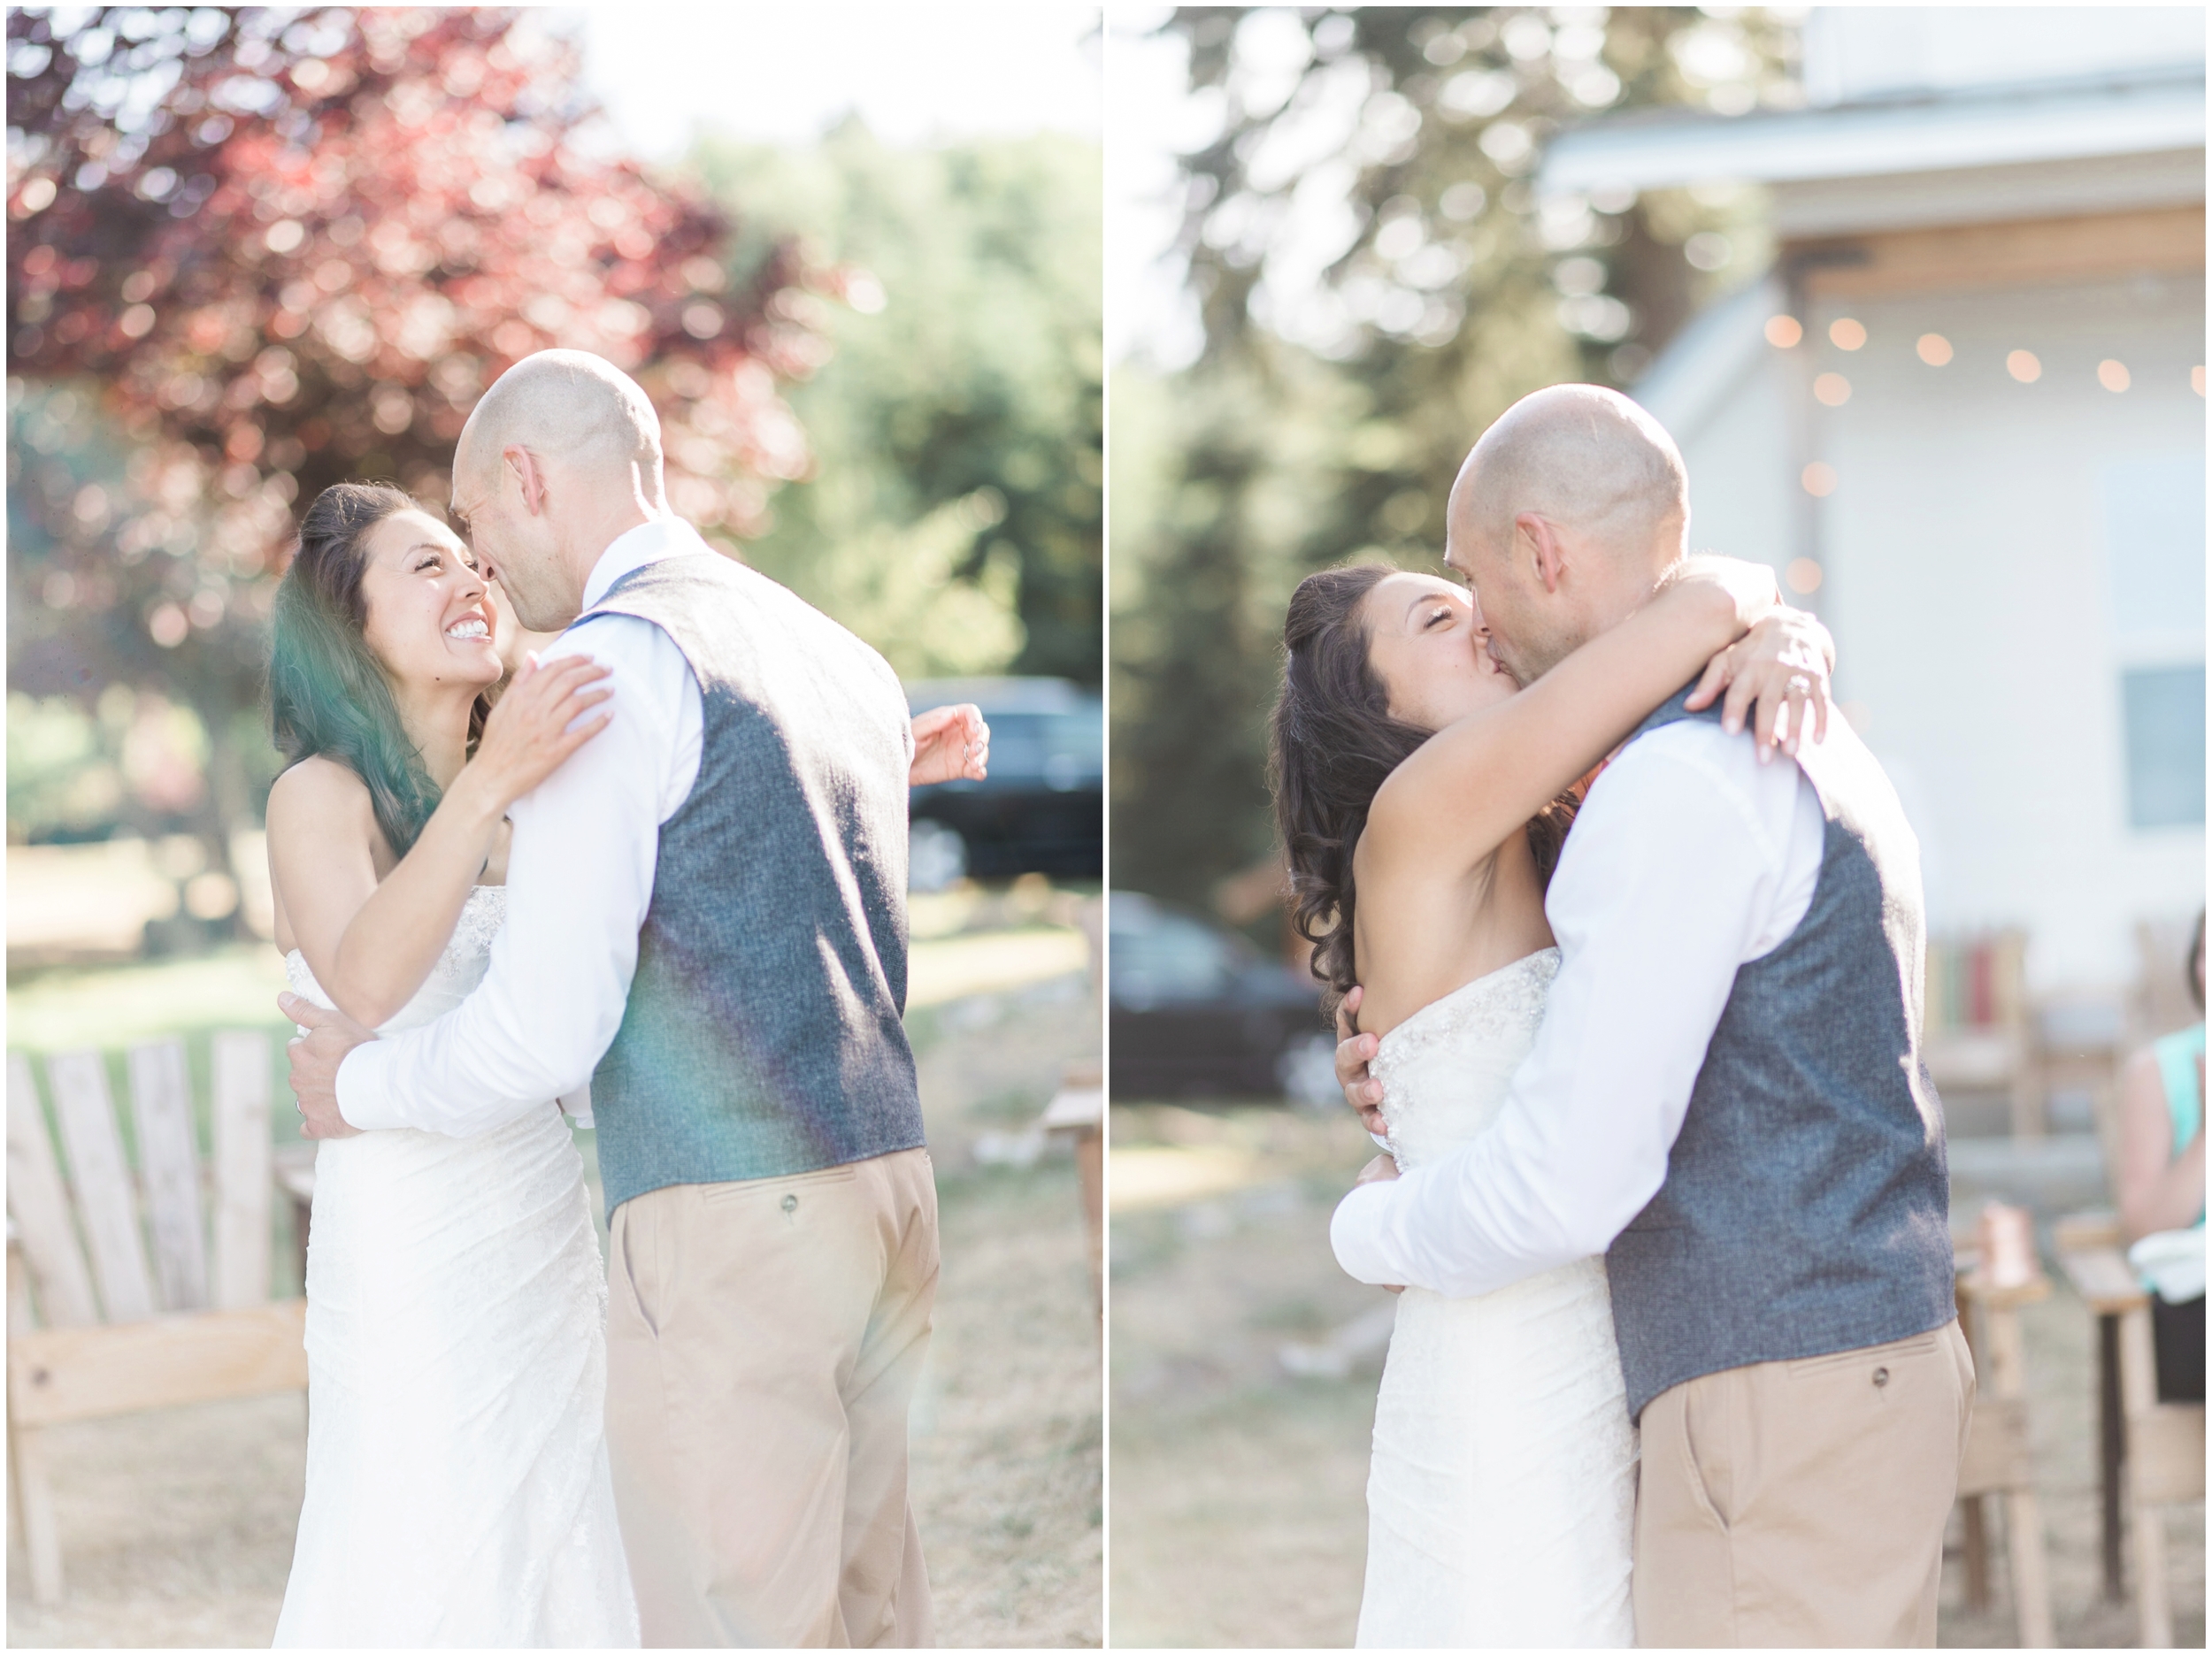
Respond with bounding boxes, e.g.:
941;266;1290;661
331;615;701;1135
1330;723;1818;1297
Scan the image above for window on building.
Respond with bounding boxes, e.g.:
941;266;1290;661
2102;455;2205;832
2122;663;2206;829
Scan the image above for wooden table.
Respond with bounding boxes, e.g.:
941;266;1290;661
2053;1215;2144;1604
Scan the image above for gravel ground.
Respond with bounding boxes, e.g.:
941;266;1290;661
7;954;1101;1649
1109;1101;2204;1650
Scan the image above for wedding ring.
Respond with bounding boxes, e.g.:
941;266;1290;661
1786;674;1811;693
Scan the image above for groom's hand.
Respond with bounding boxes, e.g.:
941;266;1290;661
280;992;372;1140
1335;985;1387;1136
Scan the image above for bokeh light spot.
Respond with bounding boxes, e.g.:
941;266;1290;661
1786;558;1824;594
1764;314;1802;349
1828;318;1866;350
1812;372;1851;407
2097;359;2131;393
2006;349;2041;383
1916;333;1953;366
1801;462;1838;498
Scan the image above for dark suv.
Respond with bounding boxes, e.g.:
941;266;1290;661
905;677;1102;887
1109;891;1335;1103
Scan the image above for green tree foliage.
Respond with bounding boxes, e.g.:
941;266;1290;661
692;123;1103;686
1113;5;1795;918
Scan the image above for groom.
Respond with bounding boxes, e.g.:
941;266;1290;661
285;349;951;1646
1331;385;1971;1646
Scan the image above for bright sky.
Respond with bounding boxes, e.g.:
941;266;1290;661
1106;7;1202;368
561;4;1102;158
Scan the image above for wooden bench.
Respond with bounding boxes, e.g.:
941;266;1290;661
6;1035;306;1605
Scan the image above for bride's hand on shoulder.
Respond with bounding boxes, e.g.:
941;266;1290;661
1685;603;1835;761
468;652;615;810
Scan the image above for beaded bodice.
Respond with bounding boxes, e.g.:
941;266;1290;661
1371;948;1560;1172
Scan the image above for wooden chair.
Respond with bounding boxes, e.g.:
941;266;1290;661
5;1035;307;1606
1924;930;2039;1136
2055;1215;2207;1646
1951;1223;2057;1647
2130;915;2203;1046
1041;1062;1103;1319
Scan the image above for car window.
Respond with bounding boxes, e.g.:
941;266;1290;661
979;709;1103;788
1110;908;1249;1006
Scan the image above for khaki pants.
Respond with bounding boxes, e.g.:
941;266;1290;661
605;1148;939;1648
1633;1320;1976;1647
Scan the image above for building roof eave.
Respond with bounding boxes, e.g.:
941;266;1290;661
1540;69;2206;202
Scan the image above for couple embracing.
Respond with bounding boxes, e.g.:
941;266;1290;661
1272;386;1971;1647
268;349;986;1645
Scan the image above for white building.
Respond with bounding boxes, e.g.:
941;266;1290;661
1545;7;2207;995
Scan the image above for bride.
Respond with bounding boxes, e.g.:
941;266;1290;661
264;480;985;1645
1269;553;1832;1647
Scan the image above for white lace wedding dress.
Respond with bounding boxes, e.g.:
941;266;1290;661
273;885;639;1648
1356;949;1638;1649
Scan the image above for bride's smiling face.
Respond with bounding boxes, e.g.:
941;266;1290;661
356;509;504;698
1361;571;1517;732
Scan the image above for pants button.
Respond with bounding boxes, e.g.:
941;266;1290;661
1873;1366;1890;1387
782;1193;799;1215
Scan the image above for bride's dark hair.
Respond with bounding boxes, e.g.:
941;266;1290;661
1269;562;1577;1016
269;482;489;856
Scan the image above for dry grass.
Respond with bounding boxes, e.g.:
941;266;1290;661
1109;1101;2205;1650
6;958;1102;1648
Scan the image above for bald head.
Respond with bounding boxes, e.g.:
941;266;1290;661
1452;384;1686;559
456;349;667;505
1444;385;1691;682
448;350;670;632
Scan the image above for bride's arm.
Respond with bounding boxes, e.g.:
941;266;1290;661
1369;556;1816;873
268;655;613;1027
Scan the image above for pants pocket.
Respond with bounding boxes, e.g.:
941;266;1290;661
1678;1376;1736;1534
611;1205;662;1340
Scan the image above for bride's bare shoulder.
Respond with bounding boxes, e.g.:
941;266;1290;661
268;754;370;810
265;756;374;846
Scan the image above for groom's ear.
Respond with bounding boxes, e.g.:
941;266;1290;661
1515;511;1568;595
503;446;550;517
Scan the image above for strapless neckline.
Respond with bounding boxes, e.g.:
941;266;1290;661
1375;946;1563;1059
284;885;508;1035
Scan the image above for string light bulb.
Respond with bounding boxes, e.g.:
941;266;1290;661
1916;333;1952;366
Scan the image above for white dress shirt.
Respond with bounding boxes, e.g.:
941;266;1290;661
1330;719;1828;1299
336;519;707;1134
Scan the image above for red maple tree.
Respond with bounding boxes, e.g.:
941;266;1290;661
8;6;851;856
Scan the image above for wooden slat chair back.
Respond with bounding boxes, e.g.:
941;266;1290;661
5;1033;305;1606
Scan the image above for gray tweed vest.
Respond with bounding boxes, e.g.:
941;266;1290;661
1604;687;1954;1421
569;552;925;1214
